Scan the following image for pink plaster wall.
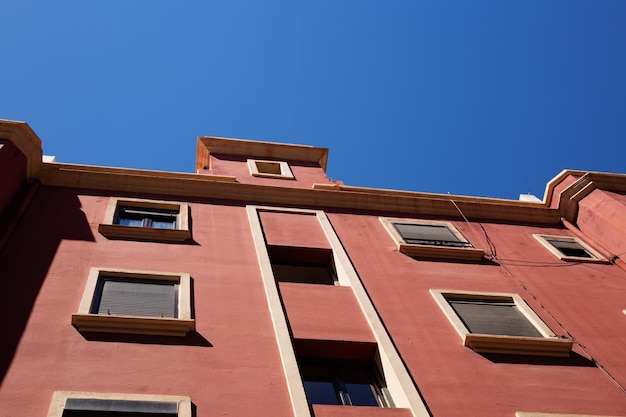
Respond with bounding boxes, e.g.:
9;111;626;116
328;212;626;417
260;210;331;249
0;140;27;215
312;404;413;417
0;189;292;417
279;282;375;343
577;188;626;257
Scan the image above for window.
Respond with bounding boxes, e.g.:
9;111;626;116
430;289;572;356
247;158;294;179
533;234;607;263
72;267;194;337
48;391;191;417
268;246;337;285
380;217;484;261
98;198;190;242
300;360;390;407
116;206;178;229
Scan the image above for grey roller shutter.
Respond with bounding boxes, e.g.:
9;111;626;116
449;299;542;337
93;278;178;318
393;223;467;247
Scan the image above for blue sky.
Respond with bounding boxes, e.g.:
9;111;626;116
1;1;625;199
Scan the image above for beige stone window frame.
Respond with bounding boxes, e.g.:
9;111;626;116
379;217;484;262
247;206;431;417
533;234;608;263
72;267;194;337
430;289;573;357
98;197;190;242
47;391;192;417
247;158;294;179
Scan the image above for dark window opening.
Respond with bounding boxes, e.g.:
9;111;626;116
115;207;178;230
545;237;594;259
268;246;336;285
62;398;178;417
255;161;282;175
91;277;179;318
449;299;542;337
393;223;472;248
300;360;388;407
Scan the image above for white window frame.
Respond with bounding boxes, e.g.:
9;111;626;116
533;234;608;263
98;197;191;242
430;289;572;357
247;158;294;179
72;267;194;337
47;391;192;417
380;217;484;261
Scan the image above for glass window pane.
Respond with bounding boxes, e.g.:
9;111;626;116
150;219;176;229
303;380;340;405
344;383;379;406
117;217;143;227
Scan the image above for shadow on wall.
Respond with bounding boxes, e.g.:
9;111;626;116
0;187;95;384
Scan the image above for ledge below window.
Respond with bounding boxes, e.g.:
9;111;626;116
98;224;191;242
312;405;412;417
464;333;573;357
72;314;195;337
398;243;484;262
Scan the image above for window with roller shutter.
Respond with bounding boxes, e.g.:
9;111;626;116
533;234;607;263
430;289;573;357
72;268;194;337
379;217;484;261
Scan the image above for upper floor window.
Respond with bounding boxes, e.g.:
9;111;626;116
72;267;194;337
98;197;191;242
300;359;390;407
380;217;484;262
247;158;294;179
268;246;337;285
115;206;178;229
533;234;607;263
430;289;573;357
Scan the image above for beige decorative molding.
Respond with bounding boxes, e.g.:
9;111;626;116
197;136;329;172
40;163;564;224
72;267;194;337
247;205;430;417
48;391;192;417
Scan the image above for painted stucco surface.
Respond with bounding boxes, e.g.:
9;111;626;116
328;212;626;417
0;189;293;417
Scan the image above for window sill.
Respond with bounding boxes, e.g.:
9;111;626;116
98;224;191;242
398;243;484;262
311;405;411;417
464;333;573;357
72;314;195;337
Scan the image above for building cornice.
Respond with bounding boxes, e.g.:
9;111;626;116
196;136;329;172
40;162;561;223
0;119;43;179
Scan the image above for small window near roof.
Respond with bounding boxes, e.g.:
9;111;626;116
430;289;572;356
380;217;484;261
533;234;606;262
300;360;390;407
72;267;194;336
99;198;190;242
247;158;294;179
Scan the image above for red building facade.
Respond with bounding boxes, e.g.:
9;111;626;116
0;119;625;417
